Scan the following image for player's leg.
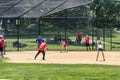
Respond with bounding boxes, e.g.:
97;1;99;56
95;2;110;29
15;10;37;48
34;50;41;60
60;47;62;53
86;43;89;51
65;46;68;52
0;52;4;58
42;51;45;60
60;46;64;53
96;51;99;61
88;43;91;51
0;48;4;58
89;45;91;51
101;51;105;61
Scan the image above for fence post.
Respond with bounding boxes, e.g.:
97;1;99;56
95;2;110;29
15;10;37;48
16;19;20;51
103;28;105;51
110;29;112;50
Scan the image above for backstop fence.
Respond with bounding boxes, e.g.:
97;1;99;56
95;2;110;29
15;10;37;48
3;18;120;51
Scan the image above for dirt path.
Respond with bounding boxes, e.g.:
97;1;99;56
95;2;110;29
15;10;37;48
4;51;120;65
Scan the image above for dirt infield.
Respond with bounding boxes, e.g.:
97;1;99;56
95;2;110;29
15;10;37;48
4;51;120;65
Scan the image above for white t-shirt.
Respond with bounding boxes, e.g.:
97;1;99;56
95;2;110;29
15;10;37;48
98;44;103;49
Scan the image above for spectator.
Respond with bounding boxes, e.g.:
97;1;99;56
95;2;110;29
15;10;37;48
77;32;82;44
46;35;51;43
54;35;57;42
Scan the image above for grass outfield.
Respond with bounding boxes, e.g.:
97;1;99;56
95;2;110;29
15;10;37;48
0;62;120;80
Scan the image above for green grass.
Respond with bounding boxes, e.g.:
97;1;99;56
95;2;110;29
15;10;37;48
0;63;120;80
0;57;9;63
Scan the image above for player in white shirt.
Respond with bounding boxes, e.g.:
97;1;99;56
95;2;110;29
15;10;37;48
96;41;105;61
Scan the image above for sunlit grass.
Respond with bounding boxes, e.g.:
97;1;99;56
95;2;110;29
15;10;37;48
0;63;120;80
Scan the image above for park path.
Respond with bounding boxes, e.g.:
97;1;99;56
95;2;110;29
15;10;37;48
4;51;120;65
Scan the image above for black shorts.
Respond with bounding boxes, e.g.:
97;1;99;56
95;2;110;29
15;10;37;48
86;43;90;46
0;47;3;52
98;48;103;51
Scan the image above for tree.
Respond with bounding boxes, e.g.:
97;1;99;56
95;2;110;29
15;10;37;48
90;0;120;29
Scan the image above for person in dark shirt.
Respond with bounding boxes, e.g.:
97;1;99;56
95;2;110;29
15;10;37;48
77;32;82;44
36;35;43;48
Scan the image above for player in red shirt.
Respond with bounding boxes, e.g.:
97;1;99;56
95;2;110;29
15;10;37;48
34;41;47;60
0;35;5;58
85;35;91;51
60;40;68;53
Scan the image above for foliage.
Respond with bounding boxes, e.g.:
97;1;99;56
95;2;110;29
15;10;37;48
90;0;120;29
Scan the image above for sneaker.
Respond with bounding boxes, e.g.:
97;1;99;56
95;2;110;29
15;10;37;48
42;58;45;60
103;59;105;61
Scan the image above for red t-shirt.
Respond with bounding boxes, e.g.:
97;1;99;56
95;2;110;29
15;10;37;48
0;38;5;47
85;36;90;43
63;42;68;47
39;42;47;51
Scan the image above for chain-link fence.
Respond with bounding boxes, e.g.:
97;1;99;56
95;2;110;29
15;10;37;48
3;18;120;51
